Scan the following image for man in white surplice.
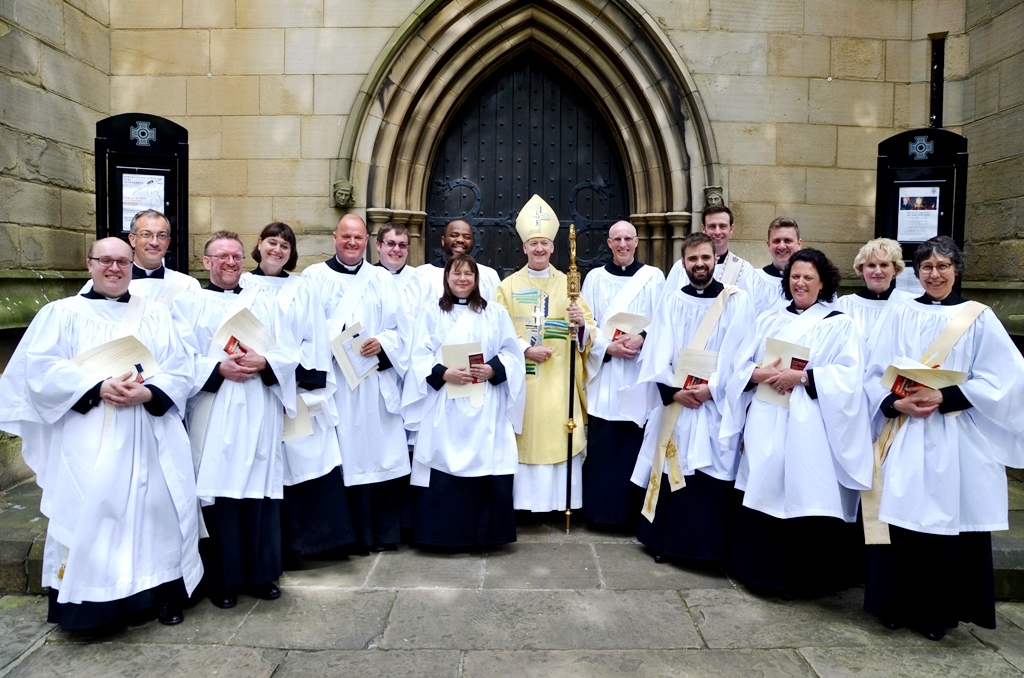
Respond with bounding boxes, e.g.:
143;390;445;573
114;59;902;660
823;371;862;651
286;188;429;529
303;213;411;551
404;218;502;310
80;209;200;304
664;205;752;295
174;231;298;609
622;232;754;563
0;238;202;634
579;220;664;528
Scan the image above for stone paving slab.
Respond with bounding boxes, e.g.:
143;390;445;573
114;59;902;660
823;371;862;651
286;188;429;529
969;611;1024;674
382;589;702;650
0;595;52;671
228;589;395;650
273;649;461;677
462;649;817;677
515;519;638;545
367;548;485;589
7;642;284;678
594;543;735;591
75;597;260;646
278;553;376;588
798;645;1023;677
685;586;984;650
483;543;602;589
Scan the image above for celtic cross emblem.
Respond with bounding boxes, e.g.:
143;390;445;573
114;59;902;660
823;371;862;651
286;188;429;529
130;121;156;147
908;135;934;161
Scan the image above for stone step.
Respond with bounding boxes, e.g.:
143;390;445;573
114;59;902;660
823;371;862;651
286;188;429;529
4;477;1024;598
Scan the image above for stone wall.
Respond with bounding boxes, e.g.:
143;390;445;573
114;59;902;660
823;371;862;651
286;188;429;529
960;0;1024;281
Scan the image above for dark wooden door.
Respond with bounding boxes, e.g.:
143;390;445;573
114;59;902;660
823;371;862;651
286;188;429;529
425;52;629;279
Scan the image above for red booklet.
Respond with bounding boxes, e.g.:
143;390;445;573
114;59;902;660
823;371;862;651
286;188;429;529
890;375;920;398
683;374;708;389
468;352;485;383
789;357;808;372
224;336;242;355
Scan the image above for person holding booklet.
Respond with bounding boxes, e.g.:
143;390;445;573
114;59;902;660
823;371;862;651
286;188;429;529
400;255;525;549
721;248;873;597
579;220;664;529
0;237;202;635
622;233;754;564
496;194;595;515
303;213;411;552
862;236;1024;640
239;223;357;567
174;231;299;609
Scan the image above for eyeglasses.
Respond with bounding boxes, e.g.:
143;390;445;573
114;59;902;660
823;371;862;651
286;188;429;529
88;256;132;268
609;237;637;244
919;263;953;274
208;254;244;262
133;231;171;241
382;240;409;250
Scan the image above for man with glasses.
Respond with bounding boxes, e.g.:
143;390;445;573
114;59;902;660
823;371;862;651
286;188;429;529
580;220;664;528
81;209;199;304
0;237;202;635
664;205;752;295
405;219;501;310
374;223;416;294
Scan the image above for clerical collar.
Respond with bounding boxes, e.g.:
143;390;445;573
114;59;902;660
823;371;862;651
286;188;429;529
786;301;818;315
374;261;406;276
132;263;164;279
682;279;724;298
251;267;288;278
915;291;966;306
206;282;243;294
856;280;896;301
717;252;729;265
325;257;363;274
82;289;131;303
763;264;784;278
454;297;469;305
604;259;643;277
430;257;446;269
527;267;550;278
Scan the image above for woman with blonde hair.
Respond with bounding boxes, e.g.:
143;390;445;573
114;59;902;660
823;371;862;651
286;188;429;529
835;238;914;345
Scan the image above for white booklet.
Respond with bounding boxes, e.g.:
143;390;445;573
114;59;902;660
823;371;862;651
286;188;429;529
602;312;651;341
282;397;315;441
73;335;161;383
441;342;486;407
213;306;274;356
330;322;379;391
675;347;718;389
880;356;967;396
755;338;811;408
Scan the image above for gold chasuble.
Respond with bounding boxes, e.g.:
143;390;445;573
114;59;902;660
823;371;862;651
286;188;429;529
496;267;594;465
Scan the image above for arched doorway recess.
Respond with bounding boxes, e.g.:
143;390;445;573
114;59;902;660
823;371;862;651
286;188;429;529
336;0;719;271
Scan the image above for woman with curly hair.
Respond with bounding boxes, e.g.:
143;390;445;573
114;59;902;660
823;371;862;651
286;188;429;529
721;249;873;597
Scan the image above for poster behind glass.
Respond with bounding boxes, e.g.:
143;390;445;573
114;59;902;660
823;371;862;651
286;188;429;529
896;186;940;242
121;173;166;233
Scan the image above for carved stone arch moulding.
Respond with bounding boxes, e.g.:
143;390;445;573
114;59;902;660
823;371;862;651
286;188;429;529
334;0;720;269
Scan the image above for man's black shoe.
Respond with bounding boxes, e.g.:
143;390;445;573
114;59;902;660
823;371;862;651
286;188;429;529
158;603;184;625
248;582;281;600
209;593;237;609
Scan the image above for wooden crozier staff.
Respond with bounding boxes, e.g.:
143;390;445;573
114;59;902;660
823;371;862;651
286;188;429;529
564;223;581;533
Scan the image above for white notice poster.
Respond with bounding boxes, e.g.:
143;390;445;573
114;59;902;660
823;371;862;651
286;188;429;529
896;186;940;242
122;173;166;232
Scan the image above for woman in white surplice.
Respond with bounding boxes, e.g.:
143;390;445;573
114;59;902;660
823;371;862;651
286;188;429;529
835;237;915;347
722;248;873;598
401;255;525;549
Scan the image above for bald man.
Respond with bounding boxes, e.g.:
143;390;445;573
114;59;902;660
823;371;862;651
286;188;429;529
0;238;202;634
580;221;664;527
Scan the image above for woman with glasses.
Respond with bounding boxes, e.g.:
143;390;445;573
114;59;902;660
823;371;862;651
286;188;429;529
240;222;357;567
863;235;1024;640
722;249;873;598
401;255;525;550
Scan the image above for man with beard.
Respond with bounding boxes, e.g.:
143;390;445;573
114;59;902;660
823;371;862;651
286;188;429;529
623;233;754;564
0;237;202;634
664;205;752;293
175;231;298;609
405;219;501;308
579;220;664;528
744;217;804;316
303;214;411;551
81;210;200;304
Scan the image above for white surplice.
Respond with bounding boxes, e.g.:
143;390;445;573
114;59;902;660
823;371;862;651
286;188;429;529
722;303;874;522
404;260;501;313
0;295;203;604
302;260;412;486
400;302;525;486
81;267;201;305
623;285;755;485
834;288;916;353
865;297;1024;535
174;286;298;502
